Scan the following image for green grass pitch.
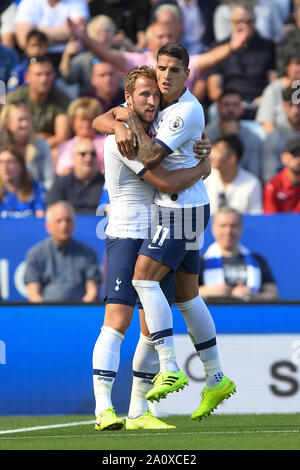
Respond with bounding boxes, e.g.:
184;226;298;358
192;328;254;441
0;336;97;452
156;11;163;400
0;413;299;451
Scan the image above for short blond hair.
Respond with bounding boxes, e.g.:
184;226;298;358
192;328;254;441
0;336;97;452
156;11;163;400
86;14;117;38
125;66;157;96
67;97;103;127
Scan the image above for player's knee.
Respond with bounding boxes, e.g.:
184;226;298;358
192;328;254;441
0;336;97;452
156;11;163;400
132;259;153;280
104;304;133;335
133;257;169;281
175;275;199;302
117;317;131;334
108;317;131;335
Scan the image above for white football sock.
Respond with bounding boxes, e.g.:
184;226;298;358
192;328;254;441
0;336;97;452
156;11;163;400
132;280;178;372
176;295;223;387
128;333;159;419
92;325;124;416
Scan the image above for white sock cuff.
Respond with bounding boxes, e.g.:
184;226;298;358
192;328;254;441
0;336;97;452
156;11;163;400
101;325;125;341
139;332;153;346
203;358;222;377
176;295;201;310
132;279;159;289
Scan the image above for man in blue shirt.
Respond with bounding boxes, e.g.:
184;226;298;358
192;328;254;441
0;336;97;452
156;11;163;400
24;200;101;302
7;30;48;92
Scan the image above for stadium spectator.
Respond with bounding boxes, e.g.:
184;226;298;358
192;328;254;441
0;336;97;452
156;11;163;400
88;0;151;51
55;97;104;176
14;0;89;69
0;0;19;48
152;3;183;44
24;200;101;303
152;3;208;102
205;89;262;179
150;0;220;47
276;4;300;75
204;134;263;215
67;17;250;99
7;30;49;93
264;136;300;213
213;0;284;42
0;146;46;218
59;15;122;96
262;85;300;182
256;41;300;135
176;0;216;52
0;102;54;189
46;138;105;214
83;60;125;113
153;2;206;54
6;56;72;154
198;206;278;300
207;3;278;119
0;42;19;86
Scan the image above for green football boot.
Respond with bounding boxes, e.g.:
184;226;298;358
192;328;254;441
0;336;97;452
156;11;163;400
126;411;176;430
146;370;189;403
95;407;124;431
191;376;236;420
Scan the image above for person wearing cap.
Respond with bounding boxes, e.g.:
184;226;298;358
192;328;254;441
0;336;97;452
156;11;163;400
264;137;300;213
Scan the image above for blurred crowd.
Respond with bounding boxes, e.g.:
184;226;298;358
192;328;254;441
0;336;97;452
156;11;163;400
0;0;299;302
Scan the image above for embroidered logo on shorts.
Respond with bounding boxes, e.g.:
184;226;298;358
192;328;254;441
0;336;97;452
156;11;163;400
115;278;122;291
169;116;184;132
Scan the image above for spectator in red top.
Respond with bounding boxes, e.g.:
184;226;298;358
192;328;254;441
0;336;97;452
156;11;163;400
264;137;300;213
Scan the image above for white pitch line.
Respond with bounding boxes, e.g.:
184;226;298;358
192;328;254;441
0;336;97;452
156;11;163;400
0;424;299;438
2;430;299;442
0;420;95;435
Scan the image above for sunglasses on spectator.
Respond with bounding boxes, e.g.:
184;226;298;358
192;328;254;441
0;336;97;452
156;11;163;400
77;150;97;157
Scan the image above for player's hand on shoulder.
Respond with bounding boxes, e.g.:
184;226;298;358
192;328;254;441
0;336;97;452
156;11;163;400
193;132;211;159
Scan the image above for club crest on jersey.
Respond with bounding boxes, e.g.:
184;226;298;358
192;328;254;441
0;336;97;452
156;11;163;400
169;116;184;132
115;278;122;291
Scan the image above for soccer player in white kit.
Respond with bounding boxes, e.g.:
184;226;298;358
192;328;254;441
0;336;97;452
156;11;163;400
101;44;236;421
92;66;211;430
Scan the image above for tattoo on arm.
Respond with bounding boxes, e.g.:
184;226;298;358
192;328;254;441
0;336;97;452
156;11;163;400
127;112;168;169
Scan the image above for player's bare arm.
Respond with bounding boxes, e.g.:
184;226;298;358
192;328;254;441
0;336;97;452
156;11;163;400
93;106;210;163
143;158;211;194
125;111;168;169
93;108;137;159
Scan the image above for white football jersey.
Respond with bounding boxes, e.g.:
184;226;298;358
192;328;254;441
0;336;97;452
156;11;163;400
103;134;156;238
151;88;209;208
